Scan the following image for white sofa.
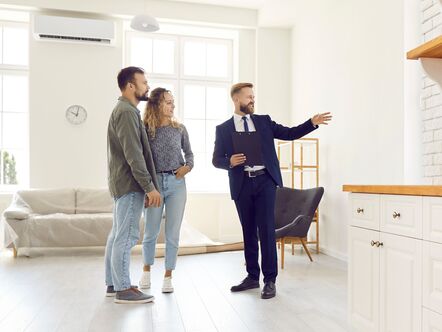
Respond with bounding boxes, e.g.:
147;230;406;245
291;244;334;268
1;188;144;257
1;188;232;258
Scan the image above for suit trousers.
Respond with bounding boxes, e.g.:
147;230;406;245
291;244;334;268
234;171;278;283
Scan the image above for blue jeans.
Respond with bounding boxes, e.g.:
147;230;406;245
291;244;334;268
104;191;144;291
142;173;187;270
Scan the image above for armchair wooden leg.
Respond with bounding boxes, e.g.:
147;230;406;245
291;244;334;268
281;238;285;269
300;239;313;262
292;242;295;255
12;246;17;258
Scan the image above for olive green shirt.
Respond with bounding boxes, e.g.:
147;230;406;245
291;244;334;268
107;97;159;198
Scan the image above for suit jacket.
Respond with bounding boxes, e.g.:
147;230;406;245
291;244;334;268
212;114;318;200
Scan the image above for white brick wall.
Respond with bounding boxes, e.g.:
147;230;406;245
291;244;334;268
422;0;442;183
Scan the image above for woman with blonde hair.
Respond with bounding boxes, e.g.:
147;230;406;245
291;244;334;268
139;87;193;293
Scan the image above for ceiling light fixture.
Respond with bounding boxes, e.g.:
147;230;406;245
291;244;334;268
130;13;159;32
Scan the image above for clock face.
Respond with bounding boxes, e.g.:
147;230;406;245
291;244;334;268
66;105;87;125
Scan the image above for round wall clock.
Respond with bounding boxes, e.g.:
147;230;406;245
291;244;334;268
66;105;87;125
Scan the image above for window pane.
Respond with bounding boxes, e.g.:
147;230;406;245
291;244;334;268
205;154;229;191
153;39;175;74
130;37;152;72
0;26;3;64
183;41;206;76
183;119;205;153
183;84;205;119
186;153;229;192
207;43;228;78
1;149;27;185
3;75;28;112
185;153;205;191
2;113;27;149
149;81;176;95
206;86;230;120
3;26;28;66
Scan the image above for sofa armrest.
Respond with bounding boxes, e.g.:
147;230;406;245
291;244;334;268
3;207;30;220
3;194;32;220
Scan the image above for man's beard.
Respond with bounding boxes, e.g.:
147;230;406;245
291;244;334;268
240;102;254;115
136;90;149;102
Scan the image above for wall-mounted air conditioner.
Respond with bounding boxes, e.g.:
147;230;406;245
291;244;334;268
33;14;115;45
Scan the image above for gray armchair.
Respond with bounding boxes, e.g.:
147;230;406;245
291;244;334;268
274;187;324;268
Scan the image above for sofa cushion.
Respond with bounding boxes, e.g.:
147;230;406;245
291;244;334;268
17;189;76;215
27;213;113;247
75;188;113;213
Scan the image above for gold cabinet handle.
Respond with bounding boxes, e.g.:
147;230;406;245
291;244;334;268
357;208;364;214
392;211;401;219
377;242;384;247
371;240;376;247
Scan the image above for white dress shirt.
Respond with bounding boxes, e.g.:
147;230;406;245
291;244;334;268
232;113;266;172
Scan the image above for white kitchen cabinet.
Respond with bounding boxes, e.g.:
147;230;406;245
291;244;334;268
380;194;423;239
423;196;442;243
423;240;442;315
350;193;380;230
346;189;439;332
348;226;380;332
379;232;422;332
348;223;422;332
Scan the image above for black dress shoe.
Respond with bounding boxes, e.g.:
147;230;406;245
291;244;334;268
261;281;276;299
230;276;260;292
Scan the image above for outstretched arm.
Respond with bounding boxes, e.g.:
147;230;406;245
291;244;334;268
271;112;332;140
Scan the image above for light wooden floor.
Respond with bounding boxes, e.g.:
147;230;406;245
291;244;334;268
0;247;349;332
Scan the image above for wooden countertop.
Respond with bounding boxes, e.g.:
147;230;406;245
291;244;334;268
342;185;442;196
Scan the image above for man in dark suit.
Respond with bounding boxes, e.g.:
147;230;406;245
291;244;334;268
212;82;331;299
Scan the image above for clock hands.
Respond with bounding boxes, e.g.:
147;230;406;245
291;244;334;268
69;107;80;117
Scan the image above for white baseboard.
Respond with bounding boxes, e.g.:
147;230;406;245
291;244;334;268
318;246;348;262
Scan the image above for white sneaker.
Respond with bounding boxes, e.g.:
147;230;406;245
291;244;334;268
162;277;174;293
139;271;151;289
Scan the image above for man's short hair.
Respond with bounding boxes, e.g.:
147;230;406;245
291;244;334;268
117;66;145;91
230;82;254;99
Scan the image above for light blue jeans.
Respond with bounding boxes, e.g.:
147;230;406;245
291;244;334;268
142;173;187;270
105;191;144;291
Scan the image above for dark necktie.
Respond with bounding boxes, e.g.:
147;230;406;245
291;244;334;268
242;116;249;132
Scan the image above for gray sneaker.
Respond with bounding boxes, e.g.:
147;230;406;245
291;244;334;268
106;285;138;297
114;287;155;304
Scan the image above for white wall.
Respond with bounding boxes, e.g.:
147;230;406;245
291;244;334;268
289;0;406;259
403;0;423;184
29;19;123;188
256;27;291;124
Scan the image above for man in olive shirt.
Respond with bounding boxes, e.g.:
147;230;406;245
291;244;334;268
105;66;161;304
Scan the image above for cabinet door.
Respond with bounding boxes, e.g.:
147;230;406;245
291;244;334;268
349;226;380;332
379;232;422;332
423;240;442;315
350;193;380;230
423;197;442;244
380;195;423;239
423;308;442;332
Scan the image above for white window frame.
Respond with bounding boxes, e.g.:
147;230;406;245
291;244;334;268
125;24;236;193
0;21;29;191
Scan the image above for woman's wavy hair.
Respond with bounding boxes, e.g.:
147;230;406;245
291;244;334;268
143;87;180;139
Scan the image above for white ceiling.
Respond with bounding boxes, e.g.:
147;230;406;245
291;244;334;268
166;0;303;27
